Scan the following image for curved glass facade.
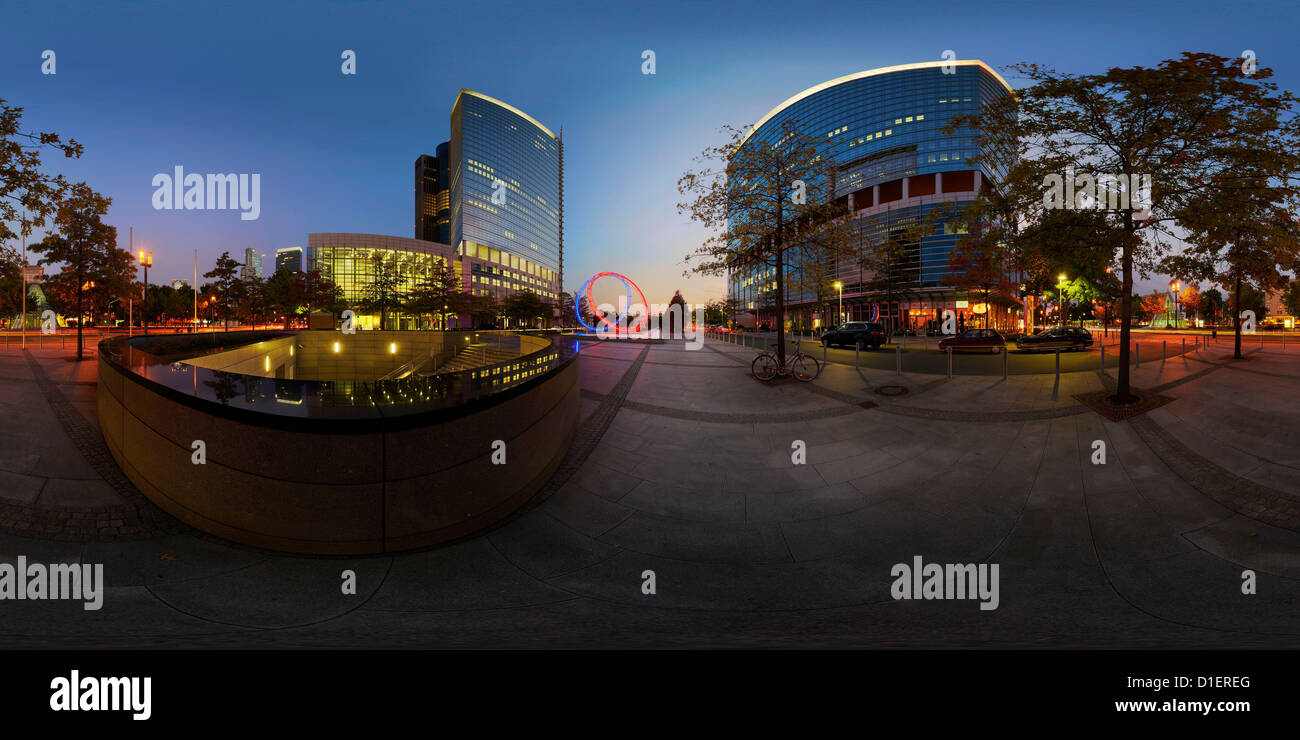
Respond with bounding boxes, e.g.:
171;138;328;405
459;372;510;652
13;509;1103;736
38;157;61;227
729;61;1019;332
450;90;561;301
307;233;470;331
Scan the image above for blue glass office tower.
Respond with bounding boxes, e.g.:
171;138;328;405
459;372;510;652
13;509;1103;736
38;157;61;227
728;60;1018;333
449;90;562;304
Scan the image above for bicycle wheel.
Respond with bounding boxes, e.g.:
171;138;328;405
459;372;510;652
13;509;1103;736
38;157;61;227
752;353;779;381
791;353;820;382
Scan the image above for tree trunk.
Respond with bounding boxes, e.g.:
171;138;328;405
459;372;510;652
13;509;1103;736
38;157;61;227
1115;218;1136;403
1233;274;1243;360
75;265;84;360
775;224;786;365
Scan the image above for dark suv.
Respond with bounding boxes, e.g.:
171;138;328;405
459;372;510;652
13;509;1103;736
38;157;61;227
821;321;886;349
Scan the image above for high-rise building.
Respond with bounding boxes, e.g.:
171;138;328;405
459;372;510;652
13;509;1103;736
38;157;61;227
448;90;562;303
727;60;1017;332
242;248;263;280
275;246;304;274
414;146;452;244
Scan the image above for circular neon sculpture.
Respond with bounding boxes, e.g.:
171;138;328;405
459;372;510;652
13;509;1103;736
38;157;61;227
576;271;649;333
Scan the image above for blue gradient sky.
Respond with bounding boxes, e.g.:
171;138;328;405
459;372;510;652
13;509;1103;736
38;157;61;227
1;0;1295;304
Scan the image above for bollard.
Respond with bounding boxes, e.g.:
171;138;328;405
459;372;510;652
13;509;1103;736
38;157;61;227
855;340;861;368
1136;343;1140;367
1181;337;1185;357
1055;348;1060;381
1002;345;1007;380
823;343;827;365
947;346;953;380
1162;340;1166;363
895;344;902;374
1100;343;1105;371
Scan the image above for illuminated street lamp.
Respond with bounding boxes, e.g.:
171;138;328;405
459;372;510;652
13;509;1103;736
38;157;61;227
1057;273;1069;327
1169;279;1182;328
834;281;843;325
138;249;153;334
1103;267;1114;336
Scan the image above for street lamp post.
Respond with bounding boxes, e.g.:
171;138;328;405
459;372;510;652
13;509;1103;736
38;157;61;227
834;281;843;325
1104;266;1113;337
138;248;153;335
1169;280;1181;329
1057;274;1069;328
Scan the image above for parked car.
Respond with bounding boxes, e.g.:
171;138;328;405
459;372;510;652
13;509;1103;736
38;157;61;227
821;321;887;349
1016;326;1093;352
938;328;1007;353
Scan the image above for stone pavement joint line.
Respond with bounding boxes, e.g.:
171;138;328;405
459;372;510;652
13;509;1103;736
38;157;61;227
0;352;181;541
1130;414;1300;532
521;346;652;508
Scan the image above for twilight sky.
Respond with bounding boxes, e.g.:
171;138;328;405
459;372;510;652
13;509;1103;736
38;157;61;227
1;0;1296;305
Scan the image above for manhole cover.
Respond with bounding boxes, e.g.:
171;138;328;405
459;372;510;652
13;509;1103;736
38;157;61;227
875;385;909;397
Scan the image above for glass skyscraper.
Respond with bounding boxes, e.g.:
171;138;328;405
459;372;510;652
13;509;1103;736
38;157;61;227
449;90;562;303
728;60;1018;333
414;143;452;244
275;246;303;274
243;248;263;280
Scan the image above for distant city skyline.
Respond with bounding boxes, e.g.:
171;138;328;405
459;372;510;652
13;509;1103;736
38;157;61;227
2;0;1296;305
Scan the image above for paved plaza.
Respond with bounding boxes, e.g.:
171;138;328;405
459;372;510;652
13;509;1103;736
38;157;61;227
1;334;1298;647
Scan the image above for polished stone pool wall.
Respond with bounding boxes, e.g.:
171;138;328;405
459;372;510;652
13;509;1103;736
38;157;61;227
96;331;580;554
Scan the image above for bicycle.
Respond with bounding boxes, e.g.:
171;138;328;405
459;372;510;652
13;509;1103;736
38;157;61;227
751;339;820;382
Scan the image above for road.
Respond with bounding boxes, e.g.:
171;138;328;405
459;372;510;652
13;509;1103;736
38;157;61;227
710;329;1287;376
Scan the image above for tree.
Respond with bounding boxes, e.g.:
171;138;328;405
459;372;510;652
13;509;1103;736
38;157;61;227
203;251;243;331
465;293;499;329
703;297;736;327
501;289;550;328
269;268;344;328
1140;291;1167;324
1164;176;1300;357
28;184;125;358
1178;283;1202;324
1008;208;1125;332
407;258;461;329
31;187;119;353
956;53;1300;403
0;99;82;248
0;245;26;323
553;290;575;328
1063;276;1104;327
358;252;405;329
238;274;269;327
944;226;1014;329
1199;287;1227;326
263;268;297;329
855;219;921;334
662;290;689;335
679;121;850;365
575;289;596;328
1283;281;1300;318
